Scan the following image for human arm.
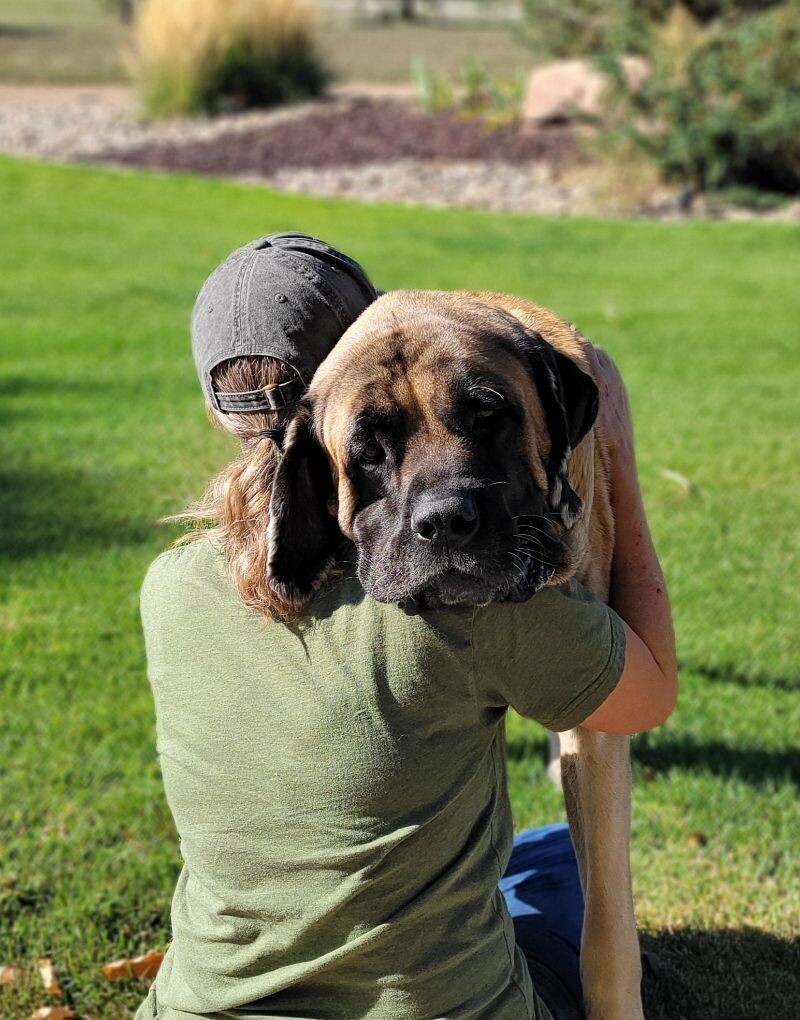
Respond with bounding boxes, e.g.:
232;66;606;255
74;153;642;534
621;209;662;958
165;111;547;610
471;347;675;733
580;348;677;735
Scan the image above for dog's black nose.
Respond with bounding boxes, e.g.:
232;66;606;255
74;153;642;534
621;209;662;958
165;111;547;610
412;494;479;549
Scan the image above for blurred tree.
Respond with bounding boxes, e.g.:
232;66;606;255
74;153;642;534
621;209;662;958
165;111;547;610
601;4;800;194
522;0;788;58
522;0;653;57
677;0;784;19
101;0;135;24
356;0;447;21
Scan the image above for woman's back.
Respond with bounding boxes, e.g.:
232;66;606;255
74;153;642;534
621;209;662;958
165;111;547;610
141;539;541;1018
140;539;623;1019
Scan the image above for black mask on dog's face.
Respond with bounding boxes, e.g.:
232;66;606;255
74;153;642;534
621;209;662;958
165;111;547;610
267;294;598;610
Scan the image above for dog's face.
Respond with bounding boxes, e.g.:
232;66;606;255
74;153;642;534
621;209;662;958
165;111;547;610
268;291;598;610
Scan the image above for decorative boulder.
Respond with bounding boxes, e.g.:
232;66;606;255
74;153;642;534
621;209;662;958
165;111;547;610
523;56;649;124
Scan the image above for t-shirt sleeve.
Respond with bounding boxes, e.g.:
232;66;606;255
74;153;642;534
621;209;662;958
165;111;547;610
471;578;626;731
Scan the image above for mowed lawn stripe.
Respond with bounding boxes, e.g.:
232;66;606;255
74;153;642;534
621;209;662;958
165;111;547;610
1;158;798;1018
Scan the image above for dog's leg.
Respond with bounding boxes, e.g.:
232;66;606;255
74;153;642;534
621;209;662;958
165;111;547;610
560;727;642;1020
547;730;563;787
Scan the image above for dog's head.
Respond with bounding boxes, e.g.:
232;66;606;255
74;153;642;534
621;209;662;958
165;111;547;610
268;291;598;610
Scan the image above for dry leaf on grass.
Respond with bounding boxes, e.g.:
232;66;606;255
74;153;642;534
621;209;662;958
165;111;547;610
37;959;64;997
101;958;134;981
30;1009;75;1020
659;467;699;501
102;949;164;981
1;964;22;985
687;831;709;847
132;950;164;978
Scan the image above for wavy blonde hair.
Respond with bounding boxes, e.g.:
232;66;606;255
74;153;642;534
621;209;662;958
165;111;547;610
173;356;303;620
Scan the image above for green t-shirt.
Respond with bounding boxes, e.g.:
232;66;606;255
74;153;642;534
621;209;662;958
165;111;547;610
137;538;625;1020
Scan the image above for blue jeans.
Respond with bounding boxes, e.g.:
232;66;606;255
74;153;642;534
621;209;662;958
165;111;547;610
500;823;585;1020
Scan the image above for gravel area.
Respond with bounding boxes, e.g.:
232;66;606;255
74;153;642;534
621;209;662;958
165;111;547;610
264;160;589;215
85;95;583;214
1;84;798;220
0;84;333;161
0;85;584;215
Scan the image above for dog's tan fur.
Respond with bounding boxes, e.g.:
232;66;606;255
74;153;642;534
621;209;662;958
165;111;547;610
467;291;616;601
470;292;642;1019
308;289;642;1018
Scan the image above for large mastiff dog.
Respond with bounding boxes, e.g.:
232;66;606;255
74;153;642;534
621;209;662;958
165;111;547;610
269;290;642;1018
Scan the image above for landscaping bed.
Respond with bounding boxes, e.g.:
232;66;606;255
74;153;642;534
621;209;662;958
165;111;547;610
94;98;578;176
89;97;586;215
3;86;799;218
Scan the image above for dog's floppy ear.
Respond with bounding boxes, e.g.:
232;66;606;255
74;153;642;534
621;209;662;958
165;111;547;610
268;405;339;604
526;335;599;528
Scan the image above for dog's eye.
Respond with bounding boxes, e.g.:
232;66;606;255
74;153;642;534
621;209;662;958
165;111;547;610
467;388;507;428
472;398;507;426
359;440;385;466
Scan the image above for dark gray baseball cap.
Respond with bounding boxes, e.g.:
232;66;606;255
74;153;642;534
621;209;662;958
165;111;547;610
191;232;378;413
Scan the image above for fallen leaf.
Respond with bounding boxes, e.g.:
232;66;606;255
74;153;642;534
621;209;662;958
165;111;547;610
687;831;708;847
101;958;134;981
37;959;63;997
132;950;164;979
659;467;698;501
30;1009;75;1020
1;964;21;985
102;949;164;981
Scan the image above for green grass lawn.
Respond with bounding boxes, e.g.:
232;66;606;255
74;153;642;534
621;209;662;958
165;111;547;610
1;157;798;1018
0;0;529;85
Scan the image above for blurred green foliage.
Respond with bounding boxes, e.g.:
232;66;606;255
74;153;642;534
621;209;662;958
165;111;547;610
522;0;788;58
602;4;800;194
522;0;654;57
413;56;524;119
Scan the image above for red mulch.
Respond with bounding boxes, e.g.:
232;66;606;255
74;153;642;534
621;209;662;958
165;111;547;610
94;99;578;177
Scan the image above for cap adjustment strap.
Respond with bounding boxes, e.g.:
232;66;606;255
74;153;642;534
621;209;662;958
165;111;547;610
216;376;305;413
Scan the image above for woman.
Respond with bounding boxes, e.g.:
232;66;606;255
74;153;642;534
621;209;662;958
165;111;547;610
137;233;676;1020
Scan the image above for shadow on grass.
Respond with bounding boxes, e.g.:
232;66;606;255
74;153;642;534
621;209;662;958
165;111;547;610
0;376;105;398
0;469;152;561
505;728;798;789
632;734;799;789
0;25;58;39
683;660;800;693
641;927;800;1019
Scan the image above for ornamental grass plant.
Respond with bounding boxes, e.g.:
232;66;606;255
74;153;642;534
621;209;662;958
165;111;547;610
129;0;328;118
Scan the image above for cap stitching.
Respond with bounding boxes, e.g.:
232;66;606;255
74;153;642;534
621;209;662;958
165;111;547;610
266;235;375;304
278;251;352;329
233;252;256;356
242;250;259;353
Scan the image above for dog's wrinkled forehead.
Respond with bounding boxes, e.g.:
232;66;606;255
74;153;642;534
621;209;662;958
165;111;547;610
309;290;534;453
